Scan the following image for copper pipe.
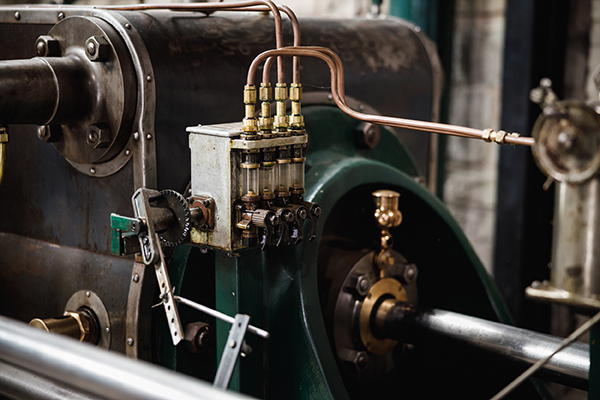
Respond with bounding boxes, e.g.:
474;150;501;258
100;1;286;82
248;47;534;146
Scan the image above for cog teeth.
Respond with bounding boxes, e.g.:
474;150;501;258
157;189;191;247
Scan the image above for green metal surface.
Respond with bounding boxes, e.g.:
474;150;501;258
160;106;530;398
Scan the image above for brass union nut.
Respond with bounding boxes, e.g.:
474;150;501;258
244;85;257;104
274;83;287;101
259;83;272;101
289;83;302;101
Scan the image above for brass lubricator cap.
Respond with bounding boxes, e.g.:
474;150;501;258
373;190;402;275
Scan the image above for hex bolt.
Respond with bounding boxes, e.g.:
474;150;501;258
402;263;418;285
37;125;61;143
353;351;369;372
86;125;111;148
184;322;211;353
354;122;380;149
85;36;110;61
35;36;60;57
346;274;370;297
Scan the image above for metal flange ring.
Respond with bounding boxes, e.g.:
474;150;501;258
359;277;407;355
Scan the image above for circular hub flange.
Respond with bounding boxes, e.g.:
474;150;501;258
65;290;111;349
46;16;136;175
532;101;600;183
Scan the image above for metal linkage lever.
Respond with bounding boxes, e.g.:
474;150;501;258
213;314;250;390
251;209;279;250
287;203;307;244
301;201;321;241
174;296;269;390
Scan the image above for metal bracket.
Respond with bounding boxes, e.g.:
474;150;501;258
213;314;250;390
131;188;183;346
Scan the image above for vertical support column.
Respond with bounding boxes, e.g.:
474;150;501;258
215;250;264;397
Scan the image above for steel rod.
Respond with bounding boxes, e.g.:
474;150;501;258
0;315;252;400
381;306;589;389
175;295;270;339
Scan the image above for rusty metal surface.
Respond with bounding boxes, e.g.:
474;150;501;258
0;232;133;353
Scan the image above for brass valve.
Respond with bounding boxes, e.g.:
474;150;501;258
373;190;402;277
30;308;99;344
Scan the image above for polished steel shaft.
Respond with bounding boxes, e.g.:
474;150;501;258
0;315;250;400
380;306;589;389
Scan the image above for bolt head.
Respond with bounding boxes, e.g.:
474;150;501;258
86;125;111;148
35;36;60;57
402;263;418;284
85;36;110;61
184;322;211;353
353;351;368;372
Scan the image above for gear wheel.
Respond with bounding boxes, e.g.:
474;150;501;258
156;189;191;247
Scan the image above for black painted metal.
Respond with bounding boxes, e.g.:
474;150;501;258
494;0;570;331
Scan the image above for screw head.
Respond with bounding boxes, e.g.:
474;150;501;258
132;273;140;283
127;337;134;346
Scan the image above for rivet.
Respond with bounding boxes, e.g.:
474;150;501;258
359;104;365;111
125;149;130;156
85;291;90;297
105;326;110;334
146;75;152;82
14;11;20;21
133;132;139;140
327;94;333;100
57;12;65;20
125;23;132;29
90;167;96;174
146;134;152;140
228;339;236;348
132;273;140;283
127;337;134;346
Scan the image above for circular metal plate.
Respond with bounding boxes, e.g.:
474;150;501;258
65;290;111;349
46;16;136;173
359;278;407;355
532;101;600;183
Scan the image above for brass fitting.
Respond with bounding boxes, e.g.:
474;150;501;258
289;84;305;135
273;83;289;135
482;128;521;145
244;84;257;104
30;309;99;344
0;126;7;187
373;190;403;277
259;83;273;136
274;83;287;101
242;85;258;136
289;83;302;101
259;83;272;102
